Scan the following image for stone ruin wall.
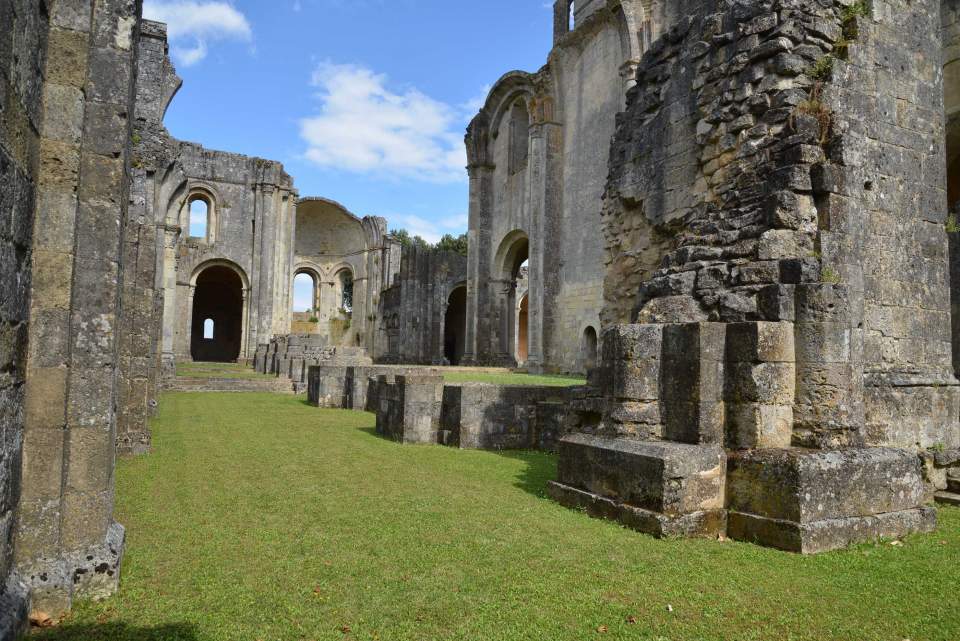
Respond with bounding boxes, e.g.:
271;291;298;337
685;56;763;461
377;244;467;365
116;19;182;456
600;0;960;452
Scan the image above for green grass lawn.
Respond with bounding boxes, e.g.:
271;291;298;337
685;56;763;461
175;361;275;380
41;393;959;641
441;371;586;387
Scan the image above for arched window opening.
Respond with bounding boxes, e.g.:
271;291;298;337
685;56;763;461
292;273;315;313
189;197;210;240
508;100;530;175
581;326;598;371
203;318;214;340
339;271;354;314
569;1;576;30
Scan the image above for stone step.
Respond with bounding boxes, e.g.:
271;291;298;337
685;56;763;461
935;491;960;507
164;377;295;394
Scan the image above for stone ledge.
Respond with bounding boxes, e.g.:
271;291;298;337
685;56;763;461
555;434;726;517
728;507;937;554
0;573;30;641
547;481;726;539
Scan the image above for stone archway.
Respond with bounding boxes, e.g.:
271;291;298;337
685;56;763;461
190;263;246;362
581;325;598;371
492;230;529;366
444;285;467;365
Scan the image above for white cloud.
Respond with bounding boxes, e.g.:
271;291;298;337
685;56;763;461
390;212;467;245
143;1;252;67
299;62;468;183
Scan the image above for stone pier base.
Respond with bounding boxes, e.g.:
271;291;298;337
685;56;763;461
17;522;125;617
727;448;935;553
548;434;727;538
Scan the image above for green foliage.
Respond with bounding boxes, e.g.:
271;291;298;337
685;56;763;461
51;392;960;640
308;316;319;323
808;55;834;81
435;233;469;256
822;266;842;284
391;229;469;256
389;228;431;250
930;442;946;453
947;215;960;233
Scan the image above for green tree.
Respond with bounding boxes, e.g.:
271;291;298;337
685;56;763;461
435;233;468;256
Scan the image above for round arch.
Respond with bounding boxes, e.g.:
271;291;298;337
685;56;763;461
580;325;599;371
494;229;530;280
189;258;249;290
443;283;468;366
181;183;222;243
189;259;249;363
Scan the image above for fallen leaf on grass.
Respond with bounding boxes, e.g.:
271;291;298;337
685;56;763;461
339;625;351;634
596;625;609;633
626;616;638;624
29;612;54;628
666;604;674;612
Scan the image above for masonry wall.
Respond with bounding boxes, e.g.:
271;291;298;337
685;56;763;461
14;0;140;617
0;0;47;632
377;244;467;365
116;19;182;455
465;0;659;373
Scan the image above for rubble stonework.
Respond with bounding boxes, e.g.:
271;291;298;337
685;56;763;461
549;0;960;552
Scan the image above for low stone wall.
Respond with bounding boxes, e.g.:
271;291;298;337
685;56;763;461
443;384;570;450
308;364;579;451
255;335;373;392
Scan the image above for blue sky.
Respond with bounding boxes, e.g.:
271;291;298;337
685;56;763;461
144;0;556;244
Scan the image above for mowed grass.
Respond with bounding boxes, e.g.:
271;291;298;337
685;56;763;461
41;392;959;641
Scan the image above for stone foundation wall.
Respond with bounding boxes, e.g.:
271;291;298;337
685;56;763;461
309;364;578;451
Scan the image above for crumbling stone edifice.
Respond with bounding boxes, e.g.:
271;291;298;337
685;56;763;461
5;0;960;636
548;0;960;552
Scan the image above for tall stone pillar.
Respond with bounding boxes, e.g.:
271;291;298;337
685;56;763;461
463;150;494;365
15;0;140;616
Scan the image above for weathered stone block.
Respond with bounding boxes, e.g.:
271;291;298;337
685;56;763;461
727;448;934;553
662;323;726;444
549;434;726;538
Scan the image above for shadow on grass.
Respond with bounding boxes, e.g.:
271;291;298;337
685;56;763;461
35;622;198;641
494;449;558;498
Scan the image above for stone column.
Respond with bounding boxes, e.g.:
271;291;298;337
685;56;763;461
464;162;494;365
15;0;140;616
159;224;180;373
